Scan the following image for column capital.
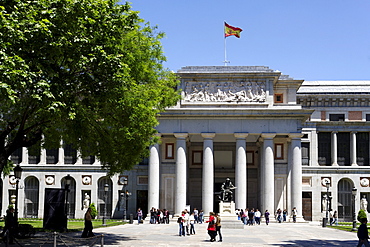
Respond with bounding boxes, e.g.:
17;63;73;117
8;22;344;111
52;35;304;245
261;133;276;139
331;131;338;134
289;133;303;139
201;133;216;139
174;133;188;139
234;133;249;139
351;131;358;134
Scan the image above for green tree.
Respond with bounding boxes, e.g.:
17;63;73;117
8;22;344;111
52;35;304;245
0;0;180;175
357;209;367;222
89;203;98;219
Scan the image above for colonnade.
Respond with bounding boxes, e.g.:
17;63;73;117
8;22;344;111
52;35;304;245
147;132;304;218
331;131;359;166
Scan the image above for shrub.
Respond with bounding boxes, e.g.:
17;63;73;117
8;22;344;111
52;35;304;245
357;209;367;222
89;203;98;219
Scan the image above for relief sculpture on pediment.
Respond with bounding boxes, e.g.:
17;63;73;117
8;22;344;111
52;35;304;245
183;81;266;102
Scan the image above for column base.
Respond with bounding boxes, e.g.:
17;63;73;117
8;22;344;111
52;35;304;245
288;215;307;223
351;163;358;166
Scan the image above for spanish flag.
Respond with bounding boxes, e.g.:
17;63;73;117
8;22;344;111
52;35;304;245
224;22;243;38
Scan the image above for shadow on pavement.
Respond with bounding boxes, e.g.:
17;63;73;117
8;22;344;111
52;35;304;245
272;239;358;247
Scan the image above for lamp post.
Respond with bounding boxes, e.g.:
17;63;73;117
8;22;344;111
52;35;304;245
322;181;330;227
125;190;131;221
352;187;357;231
102;183;109;226
64;174;72;219
13;165;23;223
121;177;128;220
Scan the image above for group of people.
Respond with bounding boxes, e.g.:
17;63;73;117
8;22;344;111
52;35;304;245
149;207;170;224
235;207;299;225
237;208;262;225
205;212;222;242
177;209;197;236
176;209;221;242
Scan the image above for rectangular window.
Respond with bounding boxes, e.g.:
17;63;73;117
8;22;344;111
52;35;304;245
274;94;283;103
318;132;331;166
192;151;203;165
274;144;284;159
366;114;370;121
329;114;345;121
247;151;254;166
357;132;369;166
165;143;174;159
137;176;148;185
302;142;310;166
338;132;350;166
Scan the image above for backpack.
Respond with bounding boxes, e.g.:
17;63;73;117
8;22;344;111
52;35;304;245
177;217;183;223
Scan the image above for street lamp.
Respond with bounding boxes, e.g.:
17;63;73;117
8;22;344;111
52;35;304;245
64;174;72;218
102;183;109;226
13;165;23;223
125;190;131;221
322;181;330;227
352;187;357;231
121;177;128;220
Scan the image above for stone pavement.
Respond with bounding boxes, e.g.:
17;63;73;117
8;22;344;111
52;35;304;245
11;221;359;247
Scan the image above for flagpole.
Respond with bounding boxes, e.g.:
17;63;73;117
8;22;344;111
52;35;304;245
224;37;229;66
223;21;230;66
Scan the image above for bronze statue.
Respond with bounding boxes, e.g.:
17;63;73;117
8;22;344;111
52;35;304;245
219;178;236;202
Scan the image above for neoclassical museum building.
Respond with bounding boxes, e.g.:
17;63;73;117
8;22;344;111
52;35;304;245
2;66;370;222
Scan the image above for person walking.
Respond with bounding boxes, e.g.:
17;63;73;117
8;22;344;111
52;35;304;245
283;209;287;222
150;207;156;224
254;209;261;225
357;218;370;247
81;207;94;238
206;212;217;242
248;208;255;225
2;207;16;244
177;211;186;236
332;211;338;226
136;208;143;224
193;208;199;223
265;210;270;225
189;212;196;235
199;210;204;224
292;207;298;223
276;208;282;223
216;213;222;242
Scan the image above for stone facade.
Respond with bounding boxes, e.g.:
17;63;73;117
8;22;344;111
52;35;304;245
2;66;370;222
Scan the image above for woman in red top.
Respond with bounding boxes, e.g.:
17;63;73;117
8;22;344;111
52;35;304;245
206;212;217;242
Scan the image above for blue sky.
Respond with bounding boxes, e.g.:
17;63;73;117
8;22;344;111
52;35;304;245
127;1;370;81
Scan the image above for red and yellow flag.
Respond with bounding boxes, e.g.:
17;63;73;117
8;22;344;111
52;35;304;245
224;22;243;38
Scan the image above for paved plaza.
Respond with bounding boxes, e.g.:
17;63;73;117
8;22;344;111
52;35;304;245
14;221;358;247
9;221;360;247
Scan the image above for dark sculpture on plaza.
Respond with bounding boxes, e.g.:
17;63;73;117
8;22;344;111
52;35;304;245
219;178;236;202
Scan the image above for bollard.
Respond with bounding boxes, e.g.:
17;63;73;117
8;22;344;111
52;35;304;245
101;234;104;247
53;232;57;247
129;214;133;224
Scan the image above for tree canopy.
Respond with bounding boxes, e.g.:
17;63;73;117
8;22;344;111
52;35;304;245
0;0;180;175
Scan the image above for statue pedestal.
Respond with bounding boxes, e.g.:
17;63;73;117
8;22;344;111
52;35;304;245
218;201;243;229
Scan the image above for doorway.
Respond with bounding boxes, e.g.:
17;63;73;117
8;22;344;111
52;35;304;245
337;179;353;221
